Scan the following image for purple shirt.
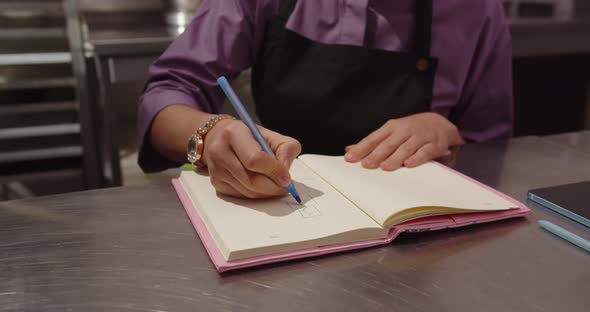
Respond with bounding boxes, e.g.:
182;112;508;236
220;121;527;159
138;0;513;172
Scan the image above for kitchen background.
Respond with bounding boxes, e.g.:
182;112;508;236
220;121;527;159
0;0;589;200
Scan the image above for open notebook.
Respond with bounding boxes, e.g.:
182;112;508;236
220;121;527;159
173;154;530;272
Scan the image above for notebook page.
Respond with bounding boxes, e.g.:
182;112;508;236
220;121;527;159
179;159;385;260
298;155;516;227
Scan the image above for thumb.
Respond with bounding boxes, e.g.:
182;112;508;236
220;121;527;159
261;128;301;170
276;139;301;170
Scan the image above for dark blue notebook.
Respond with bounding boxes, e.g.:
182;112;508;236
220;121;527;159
528;181;590;228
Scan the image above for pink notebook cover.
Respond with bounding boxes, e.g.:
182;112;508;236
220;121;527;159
172;163;530;272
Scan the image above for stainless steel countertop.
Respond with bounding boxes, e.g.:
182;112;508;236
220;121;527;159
83;16;590;57
1;135;589;311
542;130;590;154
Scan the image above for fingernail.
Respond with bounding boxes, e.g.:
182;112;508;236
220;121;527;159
345;152;356;162
278;175;290;186
362;159;375;168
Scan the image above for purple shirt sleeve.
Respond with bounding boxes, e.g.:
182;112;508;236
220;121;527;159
137;0;276;172
446;3;514;142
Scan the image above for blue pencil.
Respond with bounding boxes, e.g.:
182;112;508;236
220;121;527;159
538;220;590;253
217;76;302;203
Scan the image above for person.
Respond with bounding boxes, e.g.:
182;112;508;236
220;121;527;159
138;0;513;199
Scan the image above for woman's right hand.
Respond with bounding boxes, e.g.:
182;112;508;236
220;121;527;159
201;119;302;199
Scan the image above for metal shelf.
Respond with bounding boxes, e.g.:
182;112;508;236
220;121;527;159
0;123;80;140
0;100;77;115
0;27;65;40
0;77;76;90
0;52;71;66
0;1;63;13
0;146;82;163
0;0;89;195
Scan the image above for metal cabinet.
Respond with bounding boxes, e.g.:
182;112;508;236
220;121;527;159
0;0;84;199
63;0;168;188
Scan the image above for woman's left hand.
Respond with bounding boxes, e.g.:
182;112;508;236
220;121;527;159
344;112;464;170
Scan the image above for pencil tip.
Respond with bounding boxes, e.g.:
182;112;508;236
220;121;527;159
286;183;301;203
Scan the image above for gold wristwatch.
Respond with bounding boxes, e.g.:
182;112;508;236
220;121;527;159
187;114;236;169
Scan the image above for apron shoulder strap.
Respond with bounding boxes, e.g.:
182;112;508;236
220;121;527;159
277;0;298;25
414;0;433;56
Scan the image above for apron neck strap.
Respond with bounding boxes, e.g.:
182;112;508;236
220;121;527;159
277;0;297;25
277;0;433;56
414;0;433;56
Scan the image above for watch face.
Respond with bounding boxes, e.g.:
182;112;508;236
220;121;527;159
187;133;199;163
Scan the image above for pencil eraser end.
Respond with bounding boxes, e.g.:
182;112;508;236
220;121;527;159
217;76;229;88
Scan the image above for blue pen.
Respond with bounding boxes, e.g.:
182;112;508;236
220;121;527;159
217;76;302;204
538;220;590;253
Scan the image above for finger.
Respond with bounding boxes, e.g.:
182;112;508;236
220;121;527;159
221;166;283;199
403;143;446;168
224;154;287;197
210;178;243;198
436;149;454;167
345;145;355;153
450;130;465;146
380;136;424;171
209;163;258;198
217;178;282;199
229;129;292;187
250;173;289;197
207;141;283;198
361;134;409;169
344;126;391;162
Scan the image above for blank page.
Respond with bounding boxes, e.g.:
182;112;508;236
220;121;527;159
299;155;516;227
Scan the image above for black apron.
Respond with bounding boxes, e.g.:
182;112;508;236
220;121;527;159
252;0;438;155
